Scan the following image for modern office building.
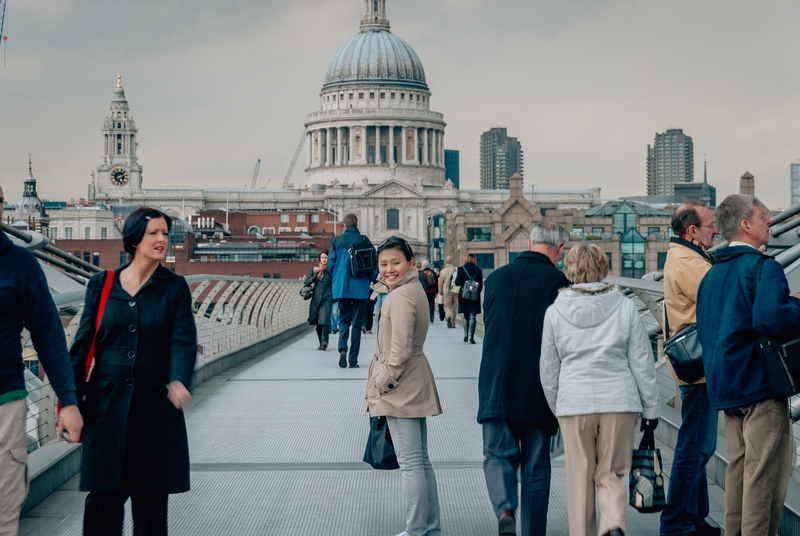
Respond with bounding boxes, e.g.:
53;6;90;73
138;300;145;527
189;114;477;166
792;162;800;206
444;149;459;188
480;128;523;190
673;155;716;208
646;129;694;196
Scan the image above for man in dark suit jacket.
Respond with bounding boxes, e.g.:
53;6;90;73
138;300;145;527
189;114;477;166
479;221;569;536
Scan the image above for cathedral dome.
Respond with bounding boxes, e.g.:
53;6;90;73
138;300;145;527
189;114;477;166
322;4;427;92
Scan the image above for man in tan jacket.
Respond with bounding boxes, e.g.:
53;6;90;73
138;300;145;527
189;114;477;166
660;201;720;536
438;256;457;329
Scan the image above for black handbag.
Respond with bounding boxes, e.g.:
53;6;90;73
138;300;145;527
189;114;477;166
753;256;800;398
300;283;314;300
629;428;666;513
662;307;705;383
363;416;399;470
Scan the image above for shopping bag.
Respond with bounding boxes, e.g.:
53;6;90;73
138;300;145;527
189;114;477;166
629;428;666;513
363;416;399;470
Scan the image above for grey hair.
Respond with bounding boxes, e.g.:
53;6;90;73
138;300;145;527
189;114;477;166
715;194;758;242
421;259;430;268
444;255;453;264
530;221;569;247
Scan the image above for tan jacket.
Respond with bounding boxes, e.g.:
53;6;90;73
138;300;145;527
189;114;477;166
662;239;712;385
438;265;455;295
364;268;443;418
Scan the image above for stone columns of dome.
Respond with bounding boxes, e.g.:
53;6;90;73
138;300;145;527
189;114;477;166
336;127;343;166
348;127;354;165
324;128;330;167
423;129;429;165
375;126;382;165
401;127;408;165
315;130;322;168
388;125;395;165
306;131;312;169
361;126;367;165
413;128;419;165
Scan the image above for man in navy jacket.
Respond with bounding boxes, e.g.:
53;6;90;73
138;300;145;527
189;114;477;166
0;185;83;534
327;213;376;368
697;194;800;536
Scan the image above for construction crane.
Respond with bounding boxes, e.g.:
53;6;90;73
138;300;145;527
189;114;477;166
1;0;8;67
245;158;261;189
281;130;307;189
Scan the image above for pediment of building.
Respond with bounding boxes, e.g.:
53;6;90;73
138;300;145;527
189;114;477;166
493;199;540;225
360;180;424;199
497;221;532;245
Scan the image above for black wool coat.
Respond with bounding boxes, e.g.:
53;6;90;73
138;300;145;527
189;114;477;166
70;264;197;494
477;251;569;434
305;267;333;327
455;264;483;315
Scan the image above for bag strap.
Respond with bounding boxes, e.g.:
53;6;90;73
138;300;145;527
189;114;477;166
637;427;655;451
753;255;770;350
85;270;115;382
663;303;671;338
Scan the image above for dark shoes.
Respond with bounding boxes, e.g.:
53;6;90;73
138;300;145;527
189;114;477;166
321;342;327;351
603;529;624;536
317;344;323;350
692;524;721;536
446;319;452;328
339;351;347;368
349;363;359;368
498;509;516;536
470;338;476;344
463;336;468;343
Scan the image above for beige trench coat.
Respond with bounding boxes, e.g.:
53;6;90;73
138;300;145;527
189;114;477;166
364;268;443;418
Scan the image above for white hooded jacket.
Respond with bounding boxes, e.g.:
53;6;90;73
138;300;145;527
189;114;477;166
539;282;660;420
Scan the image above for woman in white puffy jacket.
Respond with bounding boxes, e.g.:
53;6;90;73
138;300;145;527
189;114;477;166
540;243;659;536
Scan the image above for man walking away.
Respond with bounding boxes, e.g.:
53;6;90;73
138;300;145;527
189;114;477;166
478;222;569;536
0;185;84;536
697;194;800;536
419;260;438;323
438;256;457;328
327;213;376;368
660;202;720;536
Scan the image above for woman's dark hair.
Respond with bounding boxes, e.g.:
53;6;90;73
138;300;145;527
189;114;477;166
465;253;477;265
318;249;329;260
377;236;414;261
123;206;172;258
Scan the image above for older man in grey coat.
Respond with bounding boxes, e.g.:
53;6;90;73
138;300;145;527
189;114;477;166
478;222;569;536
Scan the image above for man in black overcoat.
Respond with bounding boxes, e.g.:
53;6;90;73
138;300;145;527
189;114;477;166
478;221;569;536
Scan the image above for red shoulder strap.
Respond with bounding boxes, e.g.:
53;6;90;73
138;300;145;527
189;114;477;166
84;270;114;381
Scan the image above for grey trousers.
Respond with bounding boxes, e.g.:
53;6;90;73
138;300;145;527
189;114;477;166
482;418;552;536
386;417;441;536
0;399;28;536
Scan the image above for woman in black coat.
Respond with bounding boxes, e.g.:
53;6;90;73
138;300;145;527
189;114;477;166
70;207;197;535
454;253;483;344
305;249;333;350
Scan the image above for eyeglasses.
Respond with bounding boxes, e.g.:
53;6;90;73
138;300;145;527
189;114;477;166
379;236;413;257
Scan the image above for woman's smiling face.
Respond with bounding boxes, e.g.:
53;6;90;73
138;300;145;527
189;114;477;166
378;247;414;286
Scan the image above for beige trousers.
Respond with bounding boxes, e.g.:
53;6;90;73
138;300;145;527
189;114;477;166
559;412;638;536
443;293;458;325
0;399;29;536
723;398;792;536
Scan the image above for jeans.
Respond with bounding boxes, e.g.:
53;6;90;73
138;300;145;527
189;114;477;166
660;384;718;535
482;418;551;536
386;417;441;536
330;300;339;332
337;298;367;366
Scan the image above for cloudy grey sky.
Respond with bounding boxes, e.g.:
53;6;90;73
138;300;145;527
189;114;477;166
2;0;799;209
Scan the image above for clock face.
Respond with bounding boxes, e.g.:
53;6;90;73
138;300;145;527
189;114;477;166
111;168;129;186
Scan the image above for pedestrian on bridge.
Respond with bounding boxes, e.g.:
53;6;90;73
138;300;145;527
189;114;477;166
305;249;333;350
70;207;197;536
478;222;569;536
365;236;442;536
540;242;659;536
437;256;457;329
0;185;83;536
454;254;483;344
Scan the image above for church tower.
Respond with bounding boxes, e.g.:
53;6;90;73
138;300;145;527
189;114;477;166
95;75;143;196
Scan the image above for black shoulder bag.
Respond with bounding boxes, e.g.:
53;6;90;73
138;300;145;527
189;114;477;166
662;306;705;383
753;256;800;398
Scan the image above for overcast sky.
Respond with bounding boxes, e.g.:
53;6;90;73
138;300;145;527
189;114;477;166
2;0;799;209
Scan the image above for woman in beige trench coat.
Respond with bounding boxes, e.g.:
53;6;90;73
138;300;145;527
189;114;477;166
364;236;443;536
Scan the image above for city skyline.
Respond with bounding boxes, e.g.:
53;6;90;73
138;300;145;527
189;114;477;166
2;0;800;209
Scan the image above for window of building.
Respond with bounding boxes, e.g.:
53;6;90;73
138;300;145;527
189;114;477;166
380;92;385;99
272;274;281;279
474;253;495;271
417;95;420;102
648;227;660;236
657;252;667;270
400;93;405;100
326;96;330;102
466;227;492;242
263;274;271;279
85;227;91;239
620;228;646;279
613;204;637;235
117;123;122;128
423;96;426;103
311;214;319;223
280;214;289;223
297;214;305;223
83;251;91;263
606;252;613;270
51;228;58;240
572;227;584;238
349;93;353;100
93;252;100;267
120;252;127;266
359;92;364;99
591;227;604;235
370;92;375;99
117;134;121;140
391;93;396;99
386;209;400;230
340;93;344;101
65;227;73;239
101;227;107;239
